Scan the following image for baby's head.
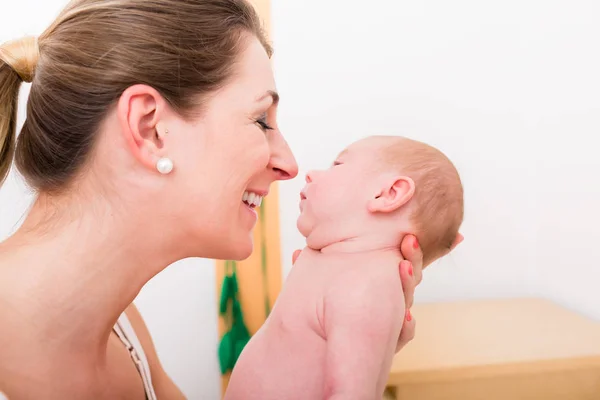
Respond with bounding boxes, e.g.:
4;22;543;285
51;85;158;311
298;135;463;265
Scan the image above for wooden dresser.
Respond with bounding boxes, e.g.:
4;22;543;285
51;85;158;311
386;298;600;400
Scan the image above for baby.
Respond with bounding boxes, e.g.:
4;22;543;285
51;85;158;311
225;135;464;399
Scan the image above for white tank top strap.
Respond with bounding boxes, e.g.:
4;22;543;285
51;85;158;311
113;312;158;400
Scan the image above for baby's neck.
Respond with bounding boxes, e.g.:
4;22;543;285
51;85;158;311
316;232;404;258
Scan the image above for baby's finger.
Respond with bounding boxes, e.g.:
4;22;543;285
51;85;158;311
292;249;302;264
399;260;415;310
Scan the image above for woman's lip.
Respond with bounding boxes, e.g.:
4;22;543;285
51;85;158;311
243;202;258;218
246;188;269;197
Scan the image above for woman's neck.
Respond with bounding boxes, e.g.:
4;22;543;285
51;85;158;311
0;191;176;360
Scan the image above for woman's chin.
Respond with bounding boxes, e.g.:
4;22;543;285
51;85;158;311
181;232;253;261
219;234;254;261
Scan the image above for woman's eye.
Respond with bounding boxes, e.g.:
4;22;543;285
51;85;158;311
256;115;274;132
333;161;342;166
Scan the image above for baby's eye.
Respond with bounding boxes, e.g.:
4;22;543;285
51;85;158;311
332;161;342;166
255;114;274;132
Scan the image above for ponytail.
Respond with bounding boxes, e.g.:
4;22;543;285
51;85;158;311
0;37;38;186
0;61;20;186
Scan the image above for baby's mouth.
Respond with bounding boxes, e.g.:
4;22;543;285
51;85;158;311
243;190;263;209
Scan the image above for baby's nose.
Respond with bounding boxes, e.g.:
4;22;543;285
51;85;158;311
305;171;313;183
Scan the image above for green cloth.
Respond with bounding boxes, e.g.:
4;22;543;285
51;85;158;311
218;202;272;375
218;260;251;375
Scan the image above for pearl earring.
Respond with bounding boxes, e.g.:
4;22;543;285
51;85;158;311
156;157;174;174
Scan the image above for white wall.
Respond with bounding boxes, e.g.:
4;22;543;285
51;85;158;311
272;0;600;315
529;2;600;320
0;2;219;399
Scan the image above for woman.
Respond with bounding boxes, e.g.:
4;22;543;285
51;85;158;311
0;0;461;398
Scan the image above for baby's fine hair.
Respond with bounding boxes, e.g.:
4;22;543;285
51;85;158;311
374;136;464;265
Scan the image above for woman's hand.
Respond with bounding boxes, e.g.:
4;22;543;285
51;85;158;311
396;233;464;352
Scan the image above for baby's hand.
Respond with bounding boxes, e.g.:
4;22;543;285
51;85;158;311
396;233;463;352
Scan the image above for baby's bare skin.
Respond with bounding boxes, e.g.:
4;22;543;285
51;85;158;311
227;136;463;399
225;248;405;400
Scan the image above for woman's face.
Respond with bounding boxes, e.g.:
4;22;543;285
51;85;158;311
168;35;298;260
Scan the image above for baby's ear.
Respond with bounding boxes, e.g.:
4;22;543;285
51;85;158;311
367;176;415;213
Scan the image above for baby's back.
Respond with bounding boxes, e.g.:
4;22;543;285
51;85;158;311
225;249;403;400
224;249;331;399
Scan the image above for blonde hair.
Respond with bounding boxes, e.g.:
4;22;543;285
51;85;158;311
0;0;270;191
376;136;464;265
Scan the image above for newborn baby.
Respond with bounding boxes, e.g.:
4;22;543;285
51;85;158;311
225;135;464;399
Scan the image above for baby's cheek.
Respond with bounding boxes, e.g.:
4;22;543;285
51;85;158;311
320;190;340;211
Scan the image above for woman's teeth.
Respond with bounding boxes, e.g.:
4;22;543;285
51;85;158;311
243;191;263;208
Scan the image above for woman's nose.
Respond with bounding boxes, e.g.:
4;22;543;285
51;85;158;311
268;132;299;181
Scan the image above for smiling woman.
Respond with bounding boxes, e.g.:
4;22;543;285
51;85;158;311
0;0;298;398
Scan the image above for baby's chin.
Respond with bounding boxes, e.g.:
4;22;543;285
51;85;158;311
296;218;328;250
302;227;342;251
296;215;311;239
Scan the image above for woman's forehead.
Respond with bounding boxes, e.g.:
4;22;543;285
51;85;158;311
230;36;277;95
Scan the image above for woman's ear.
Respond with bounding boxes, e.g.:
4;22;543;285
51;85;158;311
117;84;168;171
367;176;415;213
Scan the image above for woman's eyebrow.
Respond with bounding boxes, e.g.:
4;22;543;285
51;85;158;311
256;90;279;105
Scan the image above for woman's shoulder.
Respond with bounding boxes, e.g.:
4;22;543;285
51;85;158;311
122;303;186;399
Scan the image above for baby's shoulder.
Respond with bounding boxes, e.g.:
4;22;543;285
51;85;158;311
326;260;400;298
321;262;403;328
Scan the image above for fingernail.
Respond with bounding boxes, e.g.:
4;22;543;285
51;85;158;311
406;309;412;321
408;262;413;277
413;238;419;249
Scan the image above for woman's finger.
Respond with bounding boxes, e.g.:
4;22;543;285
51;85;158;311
395;309;415;353
292;249;302;264
450;232;464;251
399;260;415;310
396;235;422;354
436;232;464;259
400;234;424;282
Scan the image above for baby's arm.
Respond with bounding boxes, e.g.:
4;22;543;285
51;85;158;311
322;269;405;399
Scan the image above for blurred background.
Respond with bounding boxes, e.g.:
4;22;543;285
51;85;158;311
1;0;599;398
